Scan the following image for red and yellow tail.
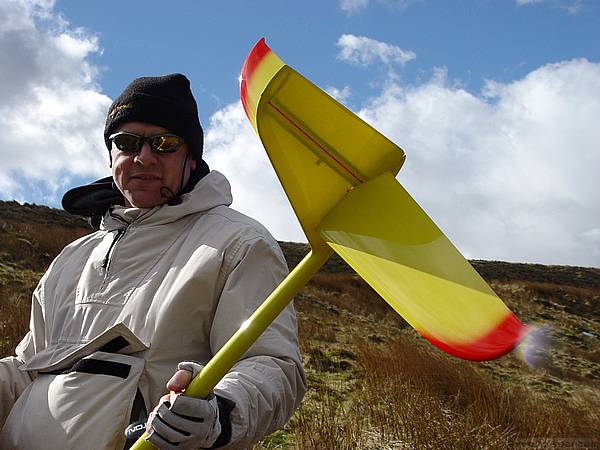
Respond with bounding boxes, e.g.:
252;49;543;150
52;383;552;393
240;38;528;361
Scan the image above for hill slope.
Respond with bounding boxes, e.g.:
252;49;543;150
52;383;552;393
1;200;599;449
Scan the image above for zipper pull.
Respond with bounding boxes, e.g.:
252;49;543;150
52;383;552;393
101;228;126;269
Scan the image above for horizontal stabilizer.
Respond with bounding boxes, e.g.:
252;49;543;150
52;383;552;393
318;173;527;361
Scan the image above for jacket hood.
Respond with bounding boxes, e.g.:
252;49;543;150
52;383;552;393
101;170;234;231
61;176;124;229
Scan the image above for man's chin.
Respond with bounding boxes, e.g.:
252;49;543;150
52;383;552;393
125;192;168;208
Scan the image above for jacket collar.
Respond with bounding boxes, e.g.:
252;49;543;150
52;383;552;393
101;170;233;231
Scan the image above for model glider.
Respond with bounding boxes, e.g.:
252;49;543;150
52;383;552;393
131;38;528;449
240;38;527;360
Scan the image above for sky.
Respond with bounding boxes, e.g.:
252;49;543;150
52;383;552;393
1;0;599;267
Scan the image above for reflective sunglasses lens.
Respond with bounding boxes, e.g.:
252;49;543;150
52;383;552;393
113;134;141;152
151;135;182;153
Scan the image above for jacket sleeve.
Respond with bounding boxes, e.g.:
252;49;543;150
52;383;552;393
0;356;33;428
0;282;46;428
210;234;307;449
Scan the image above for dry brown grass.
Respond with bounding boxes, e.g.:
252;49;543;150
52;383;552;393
0;216;90;358
308;273;392;319
1;220;90;271
0;288;31;357
0;263;40;358
255;270;600;450
354;336;598;446
255;331;599;450
1;204;599;449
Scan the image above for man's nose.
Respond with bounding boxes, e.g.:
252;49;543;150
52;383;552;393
134;142;158;166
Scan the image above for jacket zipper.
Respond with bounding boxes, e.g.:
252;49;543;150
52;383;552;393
101;227;127;270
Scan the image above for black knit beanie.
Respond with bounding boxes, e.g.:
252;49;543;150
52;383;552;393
104;73;204;160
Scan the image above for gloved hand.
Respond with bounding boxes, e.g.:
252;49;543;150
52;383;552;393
146;362;222;450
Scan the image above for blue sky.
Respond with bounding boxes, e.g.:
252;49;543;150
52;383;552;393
60;0;599;118
1;0;599;267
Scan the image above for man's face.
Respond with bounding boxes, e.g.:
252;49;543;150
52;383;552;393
110;122;197;208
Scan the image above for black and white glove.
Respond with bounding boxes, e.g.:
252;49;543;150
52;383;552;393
146;362;222;450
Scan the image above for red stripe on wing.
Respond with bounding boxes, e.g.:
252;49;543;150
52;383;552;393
240;38;271;117
421;314;528;361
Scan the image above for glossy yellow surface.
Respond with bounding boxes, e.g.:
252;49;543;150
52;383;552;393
255;66;405;245
318;172;512;344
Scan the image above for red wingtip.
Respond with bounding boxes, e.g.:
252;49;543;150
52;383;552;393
422;314;529;361
240;38;271;118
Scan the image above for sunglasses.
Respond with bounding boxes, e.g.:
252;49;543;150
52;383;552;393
109;132;185;154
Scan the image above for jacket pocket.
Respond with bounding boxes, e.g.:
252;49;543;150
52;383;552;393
0;351;145;450
19;322;149;374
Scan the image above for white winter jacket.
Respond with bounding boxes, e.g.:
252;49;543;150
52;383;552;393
0;171;306;449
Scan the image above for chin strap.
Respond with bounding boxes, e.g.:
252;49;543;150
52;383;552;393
164;152;190;206
166;157;210;206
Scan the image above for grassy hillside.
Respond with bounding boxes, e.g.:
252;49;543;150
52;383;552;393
1;200;599;449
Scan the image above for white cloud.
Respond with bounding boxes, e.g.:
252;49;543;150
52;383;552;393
336;34;416;67
339;0;417;14
325;85;352;102
202;102;305;243
516;0;586;14
204;59;600;267
0;0;111;203
339;0;370;14
356;59;600;267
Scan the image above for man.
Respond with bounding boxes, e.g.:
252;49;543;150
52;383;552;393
0;74;306;449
